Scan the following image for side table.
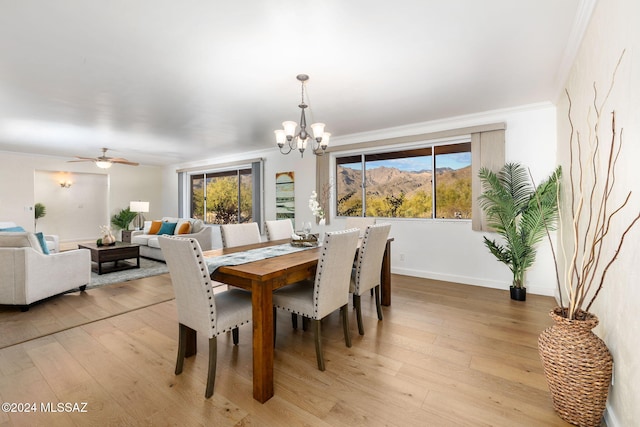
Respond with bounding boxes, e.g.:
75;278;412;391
121;230;133;243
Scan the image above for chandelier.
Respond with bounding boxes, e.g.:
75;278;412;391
274;74;330;157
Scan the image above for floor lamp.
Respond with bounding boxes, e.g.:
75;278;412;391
130;201;150;230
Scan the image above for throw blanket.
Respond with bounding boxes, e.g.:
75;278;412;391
205;243;315;274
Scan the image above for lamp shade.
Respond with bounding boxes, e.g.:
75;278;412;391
310;123;325;139
274;129;286;145
129;201;149;213
282;121;297;137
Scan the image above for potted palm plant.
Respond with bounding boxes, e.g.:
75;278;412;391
111;207;138;241
34;202;46;231
478;163;561;301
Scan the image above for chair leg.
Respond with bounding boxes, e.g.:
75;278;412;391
291;313;298;329
176;323;196;375
354;295;365;335
341;304;352;348
302;316;309;331
374;285;383;321
205;337;217;398
232;327;239;345
312;319;325;371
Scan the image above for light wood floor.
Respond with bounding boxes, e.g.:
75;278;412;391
0;274;572;426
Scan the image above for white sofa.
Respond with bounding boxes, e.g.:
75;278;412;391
0;231;91;310
131;217;214;261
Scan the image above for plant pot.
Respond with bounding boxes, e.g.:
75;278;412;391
509;286;526;301
538;307;613;426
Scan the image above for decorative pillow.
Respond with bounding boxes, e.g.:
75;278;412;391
34;232;50;255
148;220;163;235
176;221;192;235
0;226;26;232
157;222;177;235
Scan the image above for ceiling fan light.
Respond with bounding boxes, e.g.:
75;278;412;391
95;160;112;169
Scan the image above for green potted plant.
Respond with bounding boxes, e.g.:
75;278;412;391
111;207;137;231
34;202;46;231
478;162;561;301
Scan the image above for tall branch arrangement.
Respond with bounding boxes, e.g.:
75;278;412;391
556;50;640;320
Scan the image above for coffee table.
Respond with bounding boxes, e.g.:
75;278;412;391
78;242;140;275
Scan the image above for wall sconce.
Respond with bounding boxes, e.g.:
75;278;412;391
59;181;72;188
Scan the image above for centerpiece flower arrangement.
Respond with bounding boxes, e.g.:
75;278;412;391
98;225;116;246
309;190;326;225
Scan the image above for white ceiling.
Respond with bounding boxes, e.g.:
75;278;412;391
0;0;589;166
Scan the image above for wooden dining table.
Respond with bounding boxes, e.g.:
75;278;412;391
203;237;393;403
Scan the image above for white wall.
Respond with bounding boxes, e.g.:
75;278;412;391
557;0;640;424
34;170;108;241
165;102;560;296
0;151;164;242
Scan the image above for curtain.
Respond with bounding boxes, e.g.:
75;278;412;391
471;129;505;231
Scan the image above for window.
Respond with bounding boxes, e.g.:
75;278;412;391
336;142;472;219
190;168;254;224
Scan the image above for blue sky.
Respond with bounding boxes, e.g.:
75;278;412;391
343;152;471;172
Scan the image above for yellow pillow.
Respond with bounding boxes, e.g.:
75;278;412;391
148;220;163;235
177;222;191;235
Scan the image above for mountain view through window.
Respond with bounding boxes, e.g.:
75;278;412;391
336;142;471;219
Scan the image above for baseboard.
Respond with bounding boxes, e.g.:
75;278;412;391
604;403;620;427
390;267;555;296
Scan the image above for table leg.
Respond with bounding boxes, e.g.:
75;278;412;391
251;279;274;403
381;240;392;306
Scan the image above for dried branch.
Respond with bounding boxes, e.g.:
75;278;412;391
559;50;638;319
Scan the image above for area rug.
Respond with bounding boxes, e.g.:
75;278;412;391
86;257;170;289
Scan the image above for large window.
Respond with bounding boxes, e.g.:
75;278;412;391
336;142;472;219
190;168;253;224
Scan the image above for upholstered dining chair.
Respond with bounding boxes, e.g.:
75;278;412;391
158;236;252;398
344;217;376;236
272;228;360;371
220;222;261;248
265;219;294;241
350;223;391;335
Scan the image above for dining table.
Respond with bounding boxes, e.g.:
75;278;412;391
202;236;393;403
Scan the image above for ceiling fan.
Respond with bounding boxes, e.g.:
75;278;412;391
68;148;139;169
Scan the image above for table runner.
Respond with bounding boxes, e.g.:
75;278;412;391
205;243;316;274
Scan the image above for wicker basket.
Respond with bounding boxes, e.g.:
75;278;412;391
538;307;613;427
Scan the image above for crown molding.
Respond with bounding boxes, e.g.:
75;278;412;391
553;0;599;100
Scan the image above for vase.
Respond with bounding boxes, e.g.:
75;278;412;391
102;232;116;246
538;307;613;427
318;218;326;244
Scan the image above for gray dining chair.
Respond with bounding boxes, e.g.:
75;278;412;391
220;222;262;248
344;217;376;237
265;219;294;241
272;228;360;371
158;236;252;398
350;223;391;335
